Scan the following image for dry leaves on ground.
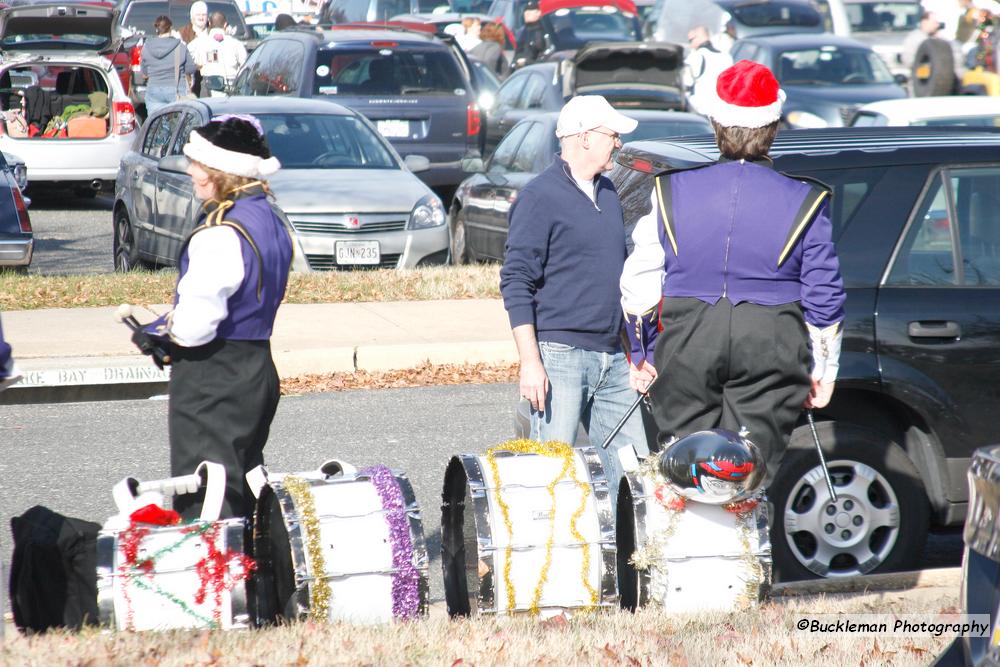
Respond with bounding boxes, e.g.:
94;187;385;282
281;361;519;395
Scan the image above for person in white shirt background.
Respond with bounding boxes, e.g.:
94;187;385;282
682;25;734;116
190;12;248;97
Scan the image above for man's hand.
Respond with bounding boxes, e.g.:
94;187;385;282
804;379;835;409
519;358;549;413
629;360;657;393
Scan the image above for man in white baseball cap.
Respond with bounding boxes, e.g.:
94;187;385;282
501;95;647;509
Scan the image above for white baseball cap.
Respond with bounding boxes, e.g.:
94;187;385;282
555;95;638;138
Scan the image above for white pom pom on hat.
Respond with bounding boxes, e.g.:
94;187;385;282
706;60;786;129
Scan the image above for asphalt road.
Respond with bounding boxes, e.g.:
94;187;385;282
0;384;963;611
25;190;115;275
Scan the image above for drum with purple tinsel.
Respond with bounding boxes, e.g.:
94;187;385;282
252;461;429;625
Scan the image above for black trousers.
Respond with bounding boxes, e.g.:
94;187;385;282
651;297;812;479
168;338;280;520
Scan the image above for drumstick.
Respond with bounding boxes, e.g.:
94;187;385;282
599;370;665;450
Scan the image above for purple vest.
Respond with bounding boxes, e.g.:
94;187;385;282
656;160;844;328
178;188;292;341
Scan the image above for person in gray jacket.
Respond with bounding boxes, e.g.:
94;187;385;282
140;16;196;116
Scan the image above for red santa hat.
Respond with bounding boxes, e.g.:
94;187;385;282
707;60;786;129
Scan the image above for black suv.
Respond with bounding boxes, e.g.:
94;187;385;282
610;127;1000;581
230;26;481;197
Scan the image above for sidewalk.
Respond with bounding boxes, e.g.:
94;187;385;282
0;300;517;404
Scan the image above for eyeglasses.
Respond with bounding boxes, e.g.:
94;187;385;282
589;128;622;145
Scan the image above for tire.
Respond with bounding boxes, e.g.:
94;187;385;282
769;421;930;582
113;208;139;272
449;204;470;265
912;38;956;97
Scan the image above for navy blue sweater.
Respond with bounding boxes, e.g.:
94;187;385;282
500;157;627;353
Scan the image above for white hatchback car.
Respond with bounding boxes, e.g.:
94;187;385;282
849;95;1000;126
0;4;138;196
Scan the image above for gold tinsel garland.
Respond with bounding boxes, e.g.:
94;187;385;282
282;475;333;620
485;439;597;615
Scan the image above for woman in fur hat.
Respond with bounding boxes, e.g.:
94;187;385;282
145;114;292;519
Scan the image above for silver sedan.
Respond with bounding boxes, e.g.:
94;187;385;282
113;97;448;271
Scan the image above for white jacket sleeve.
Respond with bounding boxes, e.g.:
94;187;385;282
621;189;666;316
170;225;246;347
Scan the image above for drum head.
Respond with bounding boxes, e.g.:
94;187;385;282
253;486;300;623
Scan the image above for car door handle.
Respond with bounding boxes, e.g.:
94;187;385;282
907;321;961;338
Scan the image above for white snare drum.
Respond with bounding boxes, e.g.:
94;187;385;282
617;470;771;613
253;462;428;624
96;462;253;631
441;445;617;617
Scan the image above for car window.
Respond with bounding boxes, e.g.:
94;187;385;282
850;111;887;127
520;74;547;110
512;121;547;173
490;121;530;173
730;1;821;29
141;112;179;159
790;167;888;243
496;75;527;111
314;47;467;96
248;38;304;95
888;166;1000;286
541;7;640;49
257;113;398;169
169;112;201;156
845;1;921;33
322;0;373;23
778;46;895;85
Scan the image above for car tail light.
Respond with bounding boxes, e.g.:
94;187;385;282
629;158;654;173
130;44;142;72
370;41;398;48
467;104;481;136
12;187;30;233
113;100;136;135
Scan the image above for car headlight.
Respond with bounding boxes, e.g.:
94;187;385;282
407;194;446;230
785;111;828;129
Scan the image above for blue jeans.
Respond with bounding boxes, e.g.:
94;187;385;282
530;342;650;511
144;85;179;117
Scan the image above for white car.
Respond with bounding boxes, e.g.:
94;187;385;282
0;4;139;196
849;95;1000;126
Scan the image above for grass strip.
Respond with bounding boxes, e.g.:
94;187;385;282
0;265;502;311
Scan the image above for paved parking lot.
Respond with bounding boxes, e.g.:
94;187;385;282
24;191;114;276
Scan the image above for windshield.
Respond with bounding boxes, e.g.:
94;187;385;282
257;113;398;169
778;46;895;85
845;2;920;33
728;1;821;28
313;47;466;96
121;2;248;36
628;118;712;141
542;7;640;49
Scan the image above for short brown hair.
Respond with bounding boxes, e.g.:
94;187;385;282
195;161;271;201
481;22;505;46
711;120;779;161
153;15;172;34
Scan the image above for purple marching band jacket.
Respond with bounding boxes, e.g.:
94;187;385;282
620;158;846;382
142;183;293;345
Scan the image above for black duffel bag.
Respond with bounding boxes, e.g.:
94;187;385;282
9;505;100;633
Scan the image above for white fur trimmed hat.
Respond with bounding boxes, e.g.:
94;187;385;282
182;114;280;179
707;60;786;129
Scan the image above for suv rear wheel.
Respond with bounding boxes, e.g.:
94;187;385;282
113;208;139;272
449;204;469;265
769;421;930;581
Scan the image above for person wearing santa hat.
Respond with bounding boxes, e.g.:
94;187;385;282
619;60;846;480
140;114;292;520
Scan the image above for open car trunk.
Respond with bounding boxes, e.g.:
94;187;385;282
567;42;686;110
1;63;112;139
0;4;116;53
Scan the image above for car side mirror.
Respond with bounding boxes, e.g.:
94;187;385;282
461;156;484;173
404;154;430;173
158;154;190;174
894;73;908;85
202;75;226;93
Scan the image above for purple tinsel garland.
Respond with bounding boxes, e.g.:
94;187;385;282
360;465;421;618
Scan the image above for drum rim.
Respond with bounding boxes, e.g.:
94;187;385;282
392;471;430;615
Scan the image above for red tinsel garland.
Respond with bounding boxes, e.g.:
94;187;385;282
188;523;257;626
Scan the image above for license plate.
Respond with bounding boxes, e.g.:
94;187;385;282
376;119;409;138
335;240;380;265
